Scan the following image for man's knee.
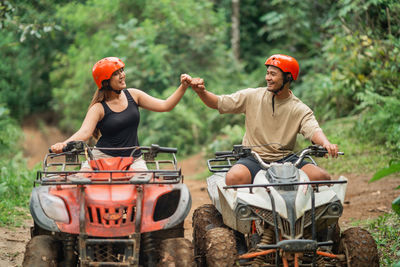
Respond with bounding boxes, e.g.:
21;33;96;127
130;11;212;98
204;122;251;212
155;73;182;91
301;164;331;181
226;165;252;185
319;169;331;180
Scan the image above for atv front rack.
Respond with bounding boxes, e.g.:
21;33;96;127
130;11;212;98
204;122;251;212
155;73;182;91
35;144;183;186
36;169;182;186
223;180;347;192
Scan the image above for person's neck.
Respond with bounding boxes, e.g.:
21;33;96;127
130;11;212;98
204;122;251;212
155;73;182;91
106;90;123;101
275;87;291;99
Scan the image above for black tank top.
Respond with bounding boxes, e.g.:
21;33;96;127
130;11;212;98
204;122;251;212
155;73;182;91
96;89;141;157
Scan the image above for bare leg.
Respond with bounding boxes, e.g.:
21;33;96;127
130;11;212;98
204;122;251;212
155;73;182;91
226;164;252;185
301;164;331;181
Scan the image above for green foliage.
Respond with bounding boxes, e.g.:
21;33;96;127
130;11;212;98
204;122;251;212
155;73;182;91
370;159;400;183
368;212;400;266
0;0;71;120
298;0;400;156
392;196;400;215
294;116;393;175
50;0;242;135
355;92;400;154
370;158;400;215
0;105;21;154
208;124;245;153
0;154;33;226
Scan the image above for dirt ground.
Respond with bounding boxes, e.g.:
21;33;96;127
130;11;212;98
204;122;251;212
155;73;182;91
0;122;398;267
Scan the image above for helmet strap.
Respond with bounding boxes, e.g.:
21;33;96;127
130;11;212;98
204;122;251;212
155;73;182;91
110;88;122;95
269;73;292;114
101;80;122;95
268;72;291;95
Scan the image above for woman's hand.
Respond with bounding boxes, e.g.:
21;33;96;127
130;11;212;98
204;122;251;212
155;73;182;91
50;142;67;154
180;74;192;89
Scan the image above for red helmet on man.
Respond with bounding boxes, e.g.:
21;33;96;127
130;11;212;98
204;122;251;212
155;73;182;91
92;57;125;89
265;54;299;81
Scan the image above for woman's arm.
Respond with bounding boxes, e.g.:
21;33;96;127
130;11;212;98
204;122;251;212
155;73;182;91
132;74;194;112
50;103;104;153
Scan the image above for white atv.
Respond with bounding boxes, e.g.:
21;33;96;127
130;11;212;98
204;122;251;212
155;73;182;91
192;145;379;266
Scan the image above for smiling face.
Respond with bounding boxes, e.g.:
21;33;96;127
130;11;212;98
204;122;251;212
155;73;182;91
109;67;126;91
265;65;285;92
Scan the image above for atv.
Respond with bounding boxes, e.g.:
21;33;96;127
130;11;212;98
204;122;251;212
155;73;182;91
23;141;194;266
192;145;379;266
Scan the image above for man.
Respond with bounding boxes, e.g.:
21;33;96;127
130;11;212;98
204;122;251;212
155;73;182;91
192;54;338;185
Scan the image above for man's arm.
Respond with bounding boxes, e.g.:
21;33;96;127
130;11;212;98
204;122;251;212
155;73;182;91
191;78;218;109
311;130;339;157
196;90;218;109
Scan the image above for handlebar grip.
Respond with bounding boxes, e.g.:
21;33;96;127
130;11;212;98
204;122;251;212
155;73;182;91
215;151;232;156
48;146;68;153
151;144;177;153
159;147;177;153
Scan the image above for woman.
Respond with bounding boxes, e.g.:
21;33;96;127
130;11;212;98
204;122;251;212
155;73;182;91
51;57;202;170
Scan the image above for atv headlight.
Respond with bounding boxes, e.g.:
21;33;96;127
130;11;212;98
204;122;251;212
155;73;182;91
38;193;70;223
327;202;343;216
237;205;253;219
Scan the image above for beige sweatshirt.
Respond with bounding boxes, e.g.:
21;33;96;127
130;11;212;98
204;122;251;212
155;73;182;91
217;87;322;161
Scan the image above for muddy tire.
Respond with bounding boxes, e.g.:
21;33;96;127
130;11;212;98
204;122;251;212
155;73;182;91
205;227;237;267
338;227;379;267
22;235;61;267
192;204;223;266
158;237;195;267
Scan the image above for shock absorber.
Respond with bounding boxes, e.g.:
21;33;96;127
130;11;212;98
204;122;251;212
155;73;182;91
253;227;275;265
63;234;77;267
142;232;157;265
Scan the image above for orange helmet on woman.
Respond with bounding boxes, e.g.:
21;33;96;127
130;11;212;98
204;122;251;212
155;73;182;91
92;57;125;89
265;54;299;81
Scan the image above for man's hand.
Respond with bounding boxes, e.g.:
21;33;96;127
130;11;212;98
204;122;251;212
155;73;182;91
190;77;205;93
322;142;339;158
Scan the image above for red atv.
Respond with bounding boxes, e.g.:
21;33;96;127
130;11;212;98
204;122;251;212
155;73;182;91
23;141;194;266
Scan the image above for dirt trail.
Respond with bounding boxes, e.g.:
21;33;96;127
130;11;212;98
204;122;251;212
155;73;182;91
0;122;398;267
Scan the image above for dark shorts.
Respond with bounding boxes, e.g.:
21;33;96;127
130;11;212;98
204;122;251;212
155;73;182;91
235;154;312;183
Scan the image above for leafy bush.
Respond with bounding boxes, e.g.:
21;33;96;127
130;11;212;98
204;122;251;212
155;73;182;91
368;212;400;266
0;105;21;154
0;154;33;226
0;105;31;226
298;0;400;155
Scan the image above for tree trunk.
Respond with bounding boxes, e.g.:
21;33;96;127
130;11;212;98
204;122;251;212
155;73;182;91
231;0;240;61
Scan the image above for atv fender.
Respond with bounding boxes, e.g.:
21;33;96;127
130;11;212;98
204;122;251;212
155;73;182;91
331;175;348;203
207;174;252;233
158;183;192;230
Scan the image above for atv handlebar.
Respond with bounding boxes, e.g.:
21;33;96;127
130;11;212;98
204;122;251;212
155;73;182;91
294;145;344;166
49;142;177;155
209;145;343;172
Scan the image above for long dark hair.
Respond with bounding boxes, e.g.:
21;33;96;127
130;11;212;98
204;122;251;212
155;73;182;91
89;80;113;139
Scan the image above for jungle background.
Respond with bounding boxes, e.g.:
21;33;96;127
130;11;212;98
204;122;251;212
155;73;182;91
0;0;399;266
